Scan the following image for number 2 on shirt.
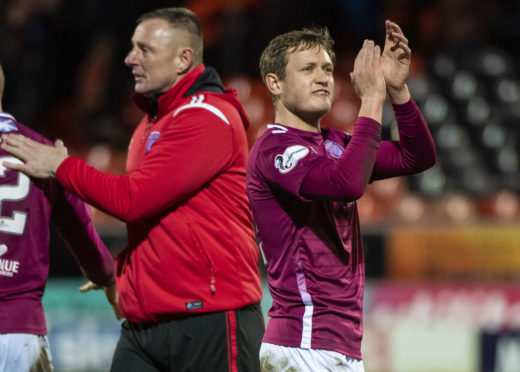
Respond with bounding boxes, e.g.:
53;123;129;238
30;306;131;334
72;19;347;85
0;156;30;235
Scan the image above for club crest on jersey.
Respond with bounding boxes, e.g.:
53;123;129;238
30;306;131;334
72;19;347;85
274;145;309;173
145;131;160;153
0;118;17;133
325;139;344;158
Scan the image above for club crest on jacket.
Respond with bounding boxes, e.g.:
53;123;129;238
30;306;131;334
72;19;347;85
145;131;160;153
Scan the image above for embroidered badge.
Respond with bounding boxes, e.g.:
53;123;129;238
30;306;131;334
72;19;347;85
0;118;17;133
325;139;344;158
186;300;204;311
274;145;309;173
145;131;160;153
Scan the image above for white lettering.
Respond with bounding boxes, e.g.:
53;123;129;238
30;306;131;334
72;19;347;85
4;260;12;271
0;258;20;275
0;156;30;235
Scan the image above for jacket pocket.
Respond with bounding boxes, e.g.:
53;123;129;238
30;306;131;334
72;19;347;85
188;224;216;295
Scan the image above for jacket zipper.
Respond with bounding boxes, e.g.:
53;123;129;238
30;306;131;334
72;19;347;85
189;224;216;295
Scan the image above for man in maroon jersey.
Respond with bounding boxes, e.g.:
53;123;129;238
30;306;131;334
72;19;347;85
247;22;436;370
1;7;264;372
0;63;117;372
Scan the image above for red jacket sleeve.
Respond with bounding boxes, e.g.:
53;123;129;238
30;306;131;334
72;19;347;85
56;108;233;222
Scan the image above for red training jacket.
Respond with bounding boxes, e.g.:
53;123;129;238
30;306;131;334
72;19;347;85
57;64;262;322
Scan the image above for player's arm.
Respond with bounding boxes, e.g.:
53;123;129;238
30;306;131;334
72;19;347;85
370;99;436;181
52;186;120;319
259;41;385;202
368;20;435;180
257;118;380;202
54;109;232;222
51;186;115;286
1;109;234;222
300;40;386;200
298;118;381;200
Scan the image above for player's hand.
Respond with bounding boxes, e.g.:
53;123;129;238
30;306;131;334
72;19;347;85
79;280;122;320
0;134;68;178
350;39;386;102
381;20;411;103
350;39;386;123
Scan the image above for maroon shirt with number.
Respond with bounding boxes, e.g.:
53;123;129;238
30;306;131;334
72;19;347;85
0;113;115;335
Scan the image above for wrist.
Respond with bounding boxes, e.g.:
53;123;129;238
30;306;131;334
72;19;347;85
387;84;410;104
360;94;386;107
52;155;69;178
358;96;385;124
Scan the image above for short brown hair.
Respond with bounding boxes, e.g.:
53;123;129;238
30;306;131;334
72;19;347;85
259;27;335;83
138;7;203;64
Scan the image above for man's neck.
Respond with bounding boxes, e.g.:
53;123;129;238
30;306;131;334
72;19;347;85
274;105;321;133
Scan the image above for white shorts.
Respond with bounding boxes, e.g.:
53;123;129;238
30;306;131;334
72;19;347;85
0;333;53;372
260;342;365;372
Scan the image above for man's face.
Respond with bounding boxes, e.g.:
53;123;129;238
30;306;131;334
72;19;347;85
278;45;334;121
125;19;184;95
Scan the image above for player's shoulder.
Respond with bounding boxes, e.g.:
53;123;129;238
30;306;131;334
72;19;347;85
250;124;314;171
172;93;237;126
250;124;315;176
254;123;311;152
0;114;49;145
257;123;297;143
0;113;21;135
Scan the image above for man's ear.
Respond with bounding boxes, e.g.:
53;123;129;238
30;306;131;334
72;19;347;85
265;73;282;97
177;47;194;74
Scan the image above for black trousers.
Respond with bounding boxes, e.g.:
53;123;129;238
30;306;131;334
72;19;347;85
110;302;264;372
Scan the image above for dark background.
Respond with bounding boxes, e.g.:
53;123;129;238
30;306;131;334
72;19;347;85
1;0;519;278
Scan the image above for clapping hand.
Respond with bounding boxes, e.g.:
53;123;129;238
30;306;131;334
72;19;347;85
380;20;411;103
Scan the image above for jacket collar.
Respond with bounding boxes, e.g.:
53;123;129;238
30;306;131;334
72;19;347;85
131;64;225;121
130;64;250;129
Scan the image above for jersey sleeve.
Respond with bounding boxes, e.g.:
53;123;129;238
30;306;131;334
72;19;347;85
51;186;115;286
300;117;381;200
254;134;321;201
56;107;234;222
256;117;381;201
371;99;436;180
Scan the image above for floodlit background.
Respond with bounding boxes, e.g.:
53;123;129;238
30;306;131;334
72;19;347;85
1;0;520;371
